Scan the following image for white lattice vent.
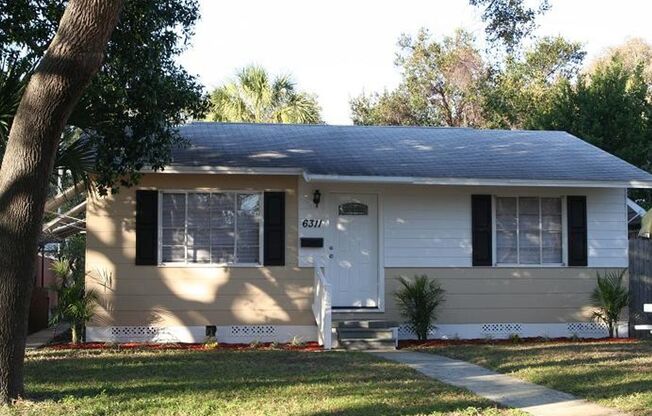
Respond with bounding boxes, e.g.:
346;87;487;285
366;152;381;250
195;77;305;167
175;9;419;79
567;322;608;334
398;324;436;338
481;323;522;334
109;326;163;341
229;325;277;337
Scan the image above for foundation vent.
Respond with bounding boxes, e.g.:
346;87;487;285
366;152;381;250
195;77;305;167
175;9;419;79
109;326;163;341
567;322;608;335
481;323;522;334
397;324;436;338
229;325;277;338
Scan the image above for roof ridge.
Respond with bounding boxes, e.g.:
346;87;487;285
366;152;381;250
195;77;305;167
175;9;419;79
181;121;572;135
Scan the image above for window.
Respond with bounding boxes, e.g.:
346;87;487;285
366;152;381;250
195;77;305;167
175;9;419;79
160;192;262;265
495;197;562;265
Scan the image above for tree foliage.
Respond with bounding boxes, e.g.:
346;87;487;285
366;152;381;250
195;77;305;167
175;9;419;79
208;65;321;124
469;0;550;52
586;38;652;87
352;29;488;127
0;54;31;145
0;0;207;195
482;36;585;129
540;57;651;170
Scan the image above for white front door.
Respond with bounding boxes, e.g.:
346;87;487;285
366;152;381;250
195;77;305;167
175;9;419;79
329;193;378;308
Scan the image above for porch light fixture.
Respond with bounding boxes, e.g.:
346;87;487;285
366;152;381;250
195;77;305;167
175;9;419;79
313;189;321;207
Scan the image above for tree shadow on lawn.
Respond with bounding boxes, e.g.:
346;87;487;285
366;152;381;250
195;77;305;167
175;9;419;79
420;342;652;373
23;349;511;415
416;341;652;412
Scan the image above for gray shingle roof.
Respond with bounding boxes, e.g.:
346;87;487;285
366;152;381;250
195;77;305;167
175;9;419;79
170;122;652;184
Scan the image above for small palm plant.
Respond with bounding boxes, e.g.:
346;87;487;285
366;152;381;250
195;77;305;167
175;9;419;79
50;258;98;344
395;275;445;340
590;269;629;338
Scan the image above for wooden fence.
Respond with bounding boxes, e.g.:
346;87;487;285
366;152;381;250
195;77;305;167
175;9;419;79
629;239;652;339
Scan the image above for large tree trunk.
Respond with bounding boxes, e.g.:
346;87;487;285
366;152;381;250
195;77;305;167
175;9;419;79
0;0;123;404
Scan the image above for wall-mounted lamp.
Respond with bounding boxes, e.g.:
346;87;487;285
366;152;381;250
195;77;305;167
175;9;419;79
313;189;321;208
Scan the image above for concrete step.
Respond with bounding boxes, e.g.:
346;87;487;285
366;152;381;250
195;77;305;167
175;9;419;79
334;320;399;329
338;338;396;351
337;328;395;340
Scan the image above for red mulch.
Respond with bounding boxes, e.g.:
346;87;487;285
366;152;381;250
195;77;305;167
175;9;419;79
399;337;639;349
46;341;323;352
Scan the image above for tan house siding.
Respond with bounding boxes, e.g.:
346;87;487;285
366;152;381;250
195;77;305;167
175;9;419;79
85;173;315;327
332;267;625;324
86;172;626;337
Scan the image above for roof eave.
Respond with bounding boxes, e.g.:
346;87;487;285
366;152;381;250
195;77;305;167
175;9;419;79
139;166;652;188
142;166;304;175
304;173;652;188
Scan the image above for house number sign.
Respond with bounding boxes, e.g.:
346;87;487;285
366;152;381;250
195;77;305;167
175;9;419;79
301;219;324;228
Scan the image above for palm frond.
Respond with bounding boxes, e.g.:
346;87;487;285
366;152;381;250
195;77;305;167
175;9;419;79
590;269;629;337
51;131;96;192
208;65;321;124
0;52;33;149
394;275;445;340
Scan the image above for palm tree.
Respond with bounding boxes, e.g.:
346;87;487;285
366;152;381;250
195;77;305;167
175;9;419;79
49;258;98;344
591;269;629;338
208;65;322;124
395;275;446;340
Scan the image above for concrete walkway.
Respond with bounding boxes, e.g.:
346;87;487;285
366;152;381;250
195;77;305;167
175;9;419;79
372;350;626;416
25;324;69;350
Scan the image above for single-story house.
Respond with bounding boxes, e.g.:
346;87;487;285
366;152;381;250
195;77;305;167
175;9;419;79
85;123;652;347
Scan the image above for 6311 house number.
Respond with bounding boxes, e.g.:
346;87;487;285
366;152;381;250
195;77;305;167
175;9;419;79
301;219;324;228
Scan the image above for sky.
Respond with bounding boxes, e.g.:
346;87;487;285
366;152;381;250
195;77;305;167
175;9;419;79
178;0;652;125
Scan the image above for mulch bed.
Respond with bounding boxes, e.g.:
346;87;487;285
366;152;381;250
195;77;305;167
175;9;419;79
46;341;323;352
45;333;638;352
399;337;639;348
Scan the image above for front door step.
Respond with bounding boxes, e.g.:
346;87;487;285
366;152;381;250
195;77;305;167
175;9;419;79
338;338;396;351
333;320;398;350
335;320;399;329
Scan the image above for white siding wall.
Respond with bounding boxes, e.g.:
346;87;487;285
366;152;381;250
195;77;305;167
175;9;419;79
383;188;471;267
587;188;628;267
297;178;628;268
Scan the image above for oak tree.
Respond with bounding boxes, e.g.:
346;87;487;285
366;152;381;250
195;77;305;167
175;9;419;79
0;0;124;403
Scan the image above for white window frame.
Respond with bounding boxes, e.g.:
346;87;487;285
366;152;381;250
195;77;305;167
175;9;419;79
157;190;264;267
491;195;567;267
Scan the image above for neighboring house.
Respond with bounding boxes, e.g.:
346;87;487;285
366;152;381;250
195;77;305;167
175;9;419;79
85;123;652;346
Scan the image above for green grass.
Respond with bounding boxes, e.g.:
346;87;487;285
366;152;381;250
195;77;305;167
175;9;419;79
413;340;652;416
2;348;525;416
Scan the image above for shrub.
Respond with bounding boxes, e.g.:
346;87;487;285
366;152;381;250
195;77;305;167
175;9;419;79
249;340;261;349
508;333;521;343
203;336;219;350
395;275;445;341
290;336;304;347
590;269;629;338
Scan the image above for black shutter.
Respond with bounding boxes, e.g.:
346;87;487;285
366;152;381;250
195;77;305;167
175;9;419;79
264;192;285;266
567;195;587;266
135;190;158;265
472;195;493;266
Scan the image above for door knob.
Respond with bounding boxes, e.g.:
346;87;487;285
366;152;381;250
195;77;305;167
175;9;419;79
329;246;334;250
328;254;334;259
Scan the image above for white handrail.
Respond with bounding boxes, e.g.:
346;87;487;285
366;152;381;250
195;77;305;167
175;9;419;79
312;265;332;349
634;303;652;334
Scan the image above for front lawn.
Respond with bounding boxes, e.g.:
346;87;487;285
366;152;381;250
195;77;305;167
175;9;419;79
5;348;524;416
412;340;652;415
